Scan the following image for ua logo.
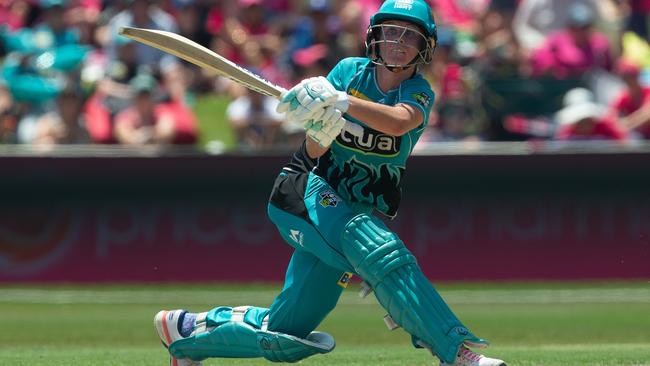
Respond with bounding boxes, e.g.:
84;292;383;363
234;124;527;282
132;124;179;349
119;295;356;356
338;127;401;156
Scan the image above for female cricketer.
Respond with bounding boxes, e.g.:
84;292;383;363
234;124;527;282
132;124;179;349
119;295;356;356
153;1;506;365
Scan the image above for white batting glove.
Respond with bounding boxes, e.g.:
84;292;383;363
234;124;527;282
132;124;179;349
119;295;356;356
296;76;349;112
276;76;349;122
276;77;321;114
280;100;332;131
304;105;346;148
307;118;346;148
303;104;341;131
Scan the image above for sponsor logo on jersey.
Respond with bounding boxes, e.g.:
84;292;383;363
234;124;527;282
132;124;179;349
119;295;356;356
319;190;340;208
337;272;353;288
394;0;413;10
413;92;431;108
338;127;401;156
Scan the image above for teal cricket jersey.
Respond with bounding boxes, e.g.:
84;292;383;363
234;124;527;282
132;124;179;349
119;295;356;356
314;57;435;218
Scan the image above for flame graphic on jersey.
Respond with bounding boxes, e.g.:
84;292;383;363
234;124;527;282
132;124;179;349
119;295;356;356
325;156;404;216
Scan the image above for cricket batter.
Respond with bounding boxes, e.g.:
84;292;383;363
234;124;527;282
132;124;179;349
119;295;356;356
154;1;506;365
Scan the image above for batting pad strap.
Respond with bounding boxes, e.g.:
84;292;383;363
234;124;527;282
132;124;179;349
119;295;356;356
383;314;400;330
261;315;269;332
231;306;250;323
190;312;210;336
341;214;486;364
359;281;373;298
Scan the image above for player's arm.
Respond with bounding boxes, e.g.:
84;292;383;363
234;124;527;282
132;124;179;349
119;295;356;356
277;76;429;138
346;96;424;136
306;136;329;158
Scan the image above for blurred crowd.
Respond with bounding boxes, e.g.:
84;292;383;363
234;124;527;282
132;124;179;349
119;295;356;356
0;0;649;151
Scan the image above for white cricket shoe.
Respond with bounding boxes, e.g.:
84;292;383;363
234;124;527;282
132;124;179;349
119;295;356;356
154;310;202;366
440;345;507;366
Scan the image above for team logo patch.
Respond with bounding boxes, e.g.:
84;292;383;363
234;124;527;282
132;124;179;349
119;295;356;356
319;190;340;208
337;272;353;288
413;92;431;108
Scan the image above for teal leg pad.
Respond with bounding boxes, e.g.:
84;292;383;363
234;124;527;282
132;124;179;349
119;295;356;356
168;306;335;363
342;214;487;364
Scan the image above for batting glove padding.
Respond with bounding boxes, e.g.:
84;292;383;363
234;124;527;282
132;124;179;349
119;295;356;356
306;113;346;148
276;77;349;122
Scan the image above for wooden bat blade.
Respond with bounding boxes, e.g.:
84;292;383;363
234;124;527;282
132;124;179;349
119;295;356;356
118;27;364;138
118;26;285;98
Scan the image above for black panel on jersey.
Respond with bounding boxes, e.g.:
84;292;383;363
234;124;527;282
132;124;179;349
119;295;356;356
268;141;314;220
284;140;317;174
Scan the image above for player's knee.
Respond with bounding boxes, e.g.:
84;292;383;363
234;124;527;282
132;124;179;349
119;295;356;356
341;214;416;284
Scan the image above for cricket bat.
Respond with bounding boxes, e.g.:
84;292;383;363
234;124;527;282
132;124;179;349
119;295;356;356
118;27;363;136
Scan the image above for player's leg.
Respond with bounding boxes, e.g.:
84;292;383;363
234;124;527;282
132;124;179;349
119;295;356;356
161;302;335;363
267;201;355;274
266;248;352;339
303;172;503;365
159;238;348;363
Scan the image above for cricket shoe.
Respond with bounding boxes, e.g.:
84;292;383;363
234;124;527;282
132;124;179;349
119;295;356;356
154;309;202;366
440;345;507;366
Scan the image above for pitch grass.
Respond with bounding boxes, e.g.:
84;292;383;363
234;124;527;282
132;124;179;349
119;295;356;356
1;282;649;366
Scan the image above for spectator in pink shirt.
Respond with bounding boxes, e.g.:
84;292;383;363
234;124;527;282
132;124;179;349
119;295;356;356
530;3;612;79
609;59;650;139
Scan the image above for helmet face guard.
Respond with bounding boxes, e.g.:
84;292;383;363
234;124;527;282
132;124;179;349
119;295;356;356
365;23;436;69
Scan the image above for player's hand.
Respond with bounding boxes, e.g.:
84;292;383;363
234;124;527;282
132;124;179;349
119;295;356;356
276;77;349;121
304;104;346;148
295;76;349;112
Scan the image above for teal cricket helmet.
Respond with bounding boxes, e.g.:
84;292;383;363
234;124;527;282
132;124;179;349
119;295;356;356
366;0;438;69
370;0;437;41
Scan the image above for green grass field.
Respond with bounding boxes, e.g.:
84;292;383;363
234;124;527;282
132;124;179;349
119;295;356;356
1;282;649;366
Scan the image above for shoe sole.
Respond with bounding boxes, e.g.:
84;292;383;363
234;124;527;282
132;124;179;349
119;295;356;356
154;310;183;366
154;310;174;346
